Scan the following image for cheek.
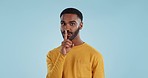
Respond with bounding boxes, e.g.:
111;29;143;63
72;27;79;31
60;27;64;31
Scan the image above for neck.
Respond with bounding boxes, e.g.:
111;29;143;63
72;34;84;46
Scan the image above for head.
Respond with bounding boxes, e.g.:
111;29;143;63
60;8;83;41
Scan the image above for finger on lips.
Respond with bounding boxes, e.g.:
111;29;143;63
64;30;67;40
62;30;74;48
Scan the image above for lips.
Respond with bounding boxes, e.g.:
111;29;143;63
67;33;72;39
61;30;77;40
67;33;72;36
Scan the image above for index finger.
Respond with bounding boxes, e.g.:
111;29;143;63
64;30;67;40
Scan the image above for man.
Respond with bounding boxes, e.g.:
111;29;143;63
46;8;105;78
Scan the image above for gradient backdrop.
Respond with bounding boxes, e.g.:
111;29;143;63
0;0;148;78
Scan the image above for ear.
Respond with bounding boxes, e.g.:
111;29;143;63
79;22;83;30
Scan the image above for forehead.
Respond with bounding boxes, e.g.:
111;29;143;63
60;14;80;22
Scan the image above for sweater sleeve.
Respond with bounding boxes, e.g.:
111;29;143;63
46;52;66;78
92;54;105;78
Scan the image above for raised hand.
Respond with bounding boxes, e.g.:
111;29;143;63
61;30;73;55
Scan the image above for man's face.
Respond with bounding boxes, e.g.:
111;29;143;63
60;14;82;40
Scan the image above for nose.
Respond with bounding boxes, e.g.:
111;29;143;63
64;24;71;30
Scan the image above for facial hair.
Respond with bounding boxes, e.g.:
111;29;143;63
61;27;80;41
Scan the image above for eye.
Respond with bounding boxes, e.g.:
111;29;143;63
61;22;65;26
70;22;76;26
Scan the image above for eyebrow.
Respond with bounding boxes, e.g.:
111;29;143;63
69;21;76;23
60;20;64;23
60;20;77;23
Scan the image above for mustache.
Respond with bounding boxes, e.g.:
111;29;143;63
69;28;80;40
62;30;73;34
61;27;80;41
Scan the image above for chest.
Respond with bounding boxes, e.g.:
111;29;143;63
63;52;92;78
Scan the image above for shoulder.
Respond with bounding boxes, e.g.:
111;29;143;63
46;46;61;58
84;43;103;60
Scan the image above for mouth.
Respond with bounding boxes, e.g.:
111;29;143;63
67;33;72;39
61;28;80;41
67;33;72;36
62;31;73;37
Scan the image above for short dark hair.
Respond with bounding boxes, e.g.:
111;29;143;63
60;8;83;21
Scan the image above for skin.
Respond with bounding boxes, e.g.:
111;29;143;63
60;14;84;55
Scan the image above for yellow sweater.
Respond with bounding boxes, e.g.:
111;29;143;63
46;43;104;78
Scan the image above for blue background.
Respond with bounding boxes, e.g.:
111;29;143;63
0;0;148;78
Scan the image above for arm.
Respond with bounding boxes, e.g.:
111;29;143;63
92;55;105;78
46;30;72;78
46;52;66;78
